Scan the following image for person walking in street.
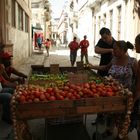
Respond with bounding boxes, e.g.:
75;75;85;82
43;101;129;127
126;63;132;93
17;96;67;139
68;37;79;67
95;27;116;77
36;34;42;50
79;35;89;64
44;39;51;56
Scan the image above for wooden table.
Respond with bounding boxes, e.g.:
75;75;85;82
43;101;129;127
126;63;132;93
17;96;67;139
12;96;130;140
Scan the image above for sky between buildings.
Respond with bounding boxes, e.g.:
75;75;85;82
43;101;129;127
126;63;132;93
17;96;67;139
50;0;65;18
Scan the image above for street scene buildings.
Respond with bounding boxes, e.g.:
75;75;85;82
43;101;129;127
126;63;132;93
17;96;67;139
0;0;140;140
0;0;140;65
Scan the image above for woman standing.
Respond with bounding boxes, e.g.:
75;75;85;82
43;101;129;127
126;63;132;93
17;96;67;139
91;40;137;90
90;40;137;139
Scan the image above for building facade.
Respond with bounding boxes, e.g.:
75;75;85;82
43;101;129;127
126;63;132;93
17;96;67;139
0;0;32;65
78;0;140;56
57;0;140;57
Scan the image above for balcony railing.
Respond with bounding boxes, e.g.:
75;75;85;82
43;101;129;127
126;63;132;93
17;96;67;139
87;0;101;8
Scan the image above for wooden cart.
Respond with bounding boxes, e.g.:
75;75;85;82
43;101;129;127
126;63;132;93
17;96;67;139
11;94;133;140
11;65;133;140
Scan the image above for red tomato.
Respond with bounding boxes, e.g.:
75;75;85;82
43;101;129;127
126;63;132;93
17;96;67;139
60;92;66;97
46;88;53;93
49;96;56;101
78;91;84;97
67;92;72;98
44;92;50;99
34;98;40;102
84;83;90;89
39;94;46;101
34;92;40;98
19;95;26;103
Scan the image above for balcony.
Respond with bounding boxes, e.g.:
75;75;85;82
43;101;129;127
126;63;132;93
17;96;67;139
44;0;50;10
44;12;51;21
71;11;78;22
87;0;101;8
31;0;44;8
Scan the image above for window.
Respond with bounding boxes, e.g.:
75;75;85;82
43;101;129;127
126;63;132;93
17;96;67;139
98;16;101;30
98;16;101;40
103;13;106;26
18;5;23;30
110;10;113;32
94;16;96;46
53;33;55;38
11;0;16;27
25;14;29;32
117;6;121;40
76;21;78;28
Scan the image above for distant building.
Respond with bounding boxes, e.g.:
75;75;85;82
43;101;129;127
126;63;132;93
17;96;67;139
31;0;52;50
0;0;31;65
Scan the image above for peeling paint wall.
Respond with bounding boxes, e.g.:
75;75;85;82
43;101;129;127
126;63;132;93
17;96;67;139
0;0;32;66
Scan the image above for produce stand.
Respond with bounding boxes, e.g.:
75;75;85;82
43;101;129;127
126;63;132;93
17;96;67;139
11;65;134;140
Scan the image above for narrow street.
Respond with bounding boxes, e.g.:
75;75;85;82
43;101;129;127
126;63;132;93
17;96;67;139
0;47;138;140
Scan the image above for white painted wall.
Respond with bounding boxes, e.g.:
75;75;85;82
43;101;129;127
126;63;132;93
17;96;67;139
9;28;29;65
6;0;32;66
78;7;93;56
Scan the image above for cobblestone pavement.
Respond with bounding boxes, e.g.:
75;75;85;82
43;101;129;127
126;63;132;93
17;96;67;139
0;47;138;140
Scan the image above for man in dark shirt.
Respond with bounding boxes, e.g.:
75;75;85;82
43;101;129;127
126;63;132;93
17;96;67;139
95;27;116;76
93;28;116;136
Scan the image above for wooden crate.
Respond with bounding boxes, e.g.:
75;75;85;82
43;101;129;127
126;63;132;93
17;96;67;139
30;65;97;75
15;96;127;120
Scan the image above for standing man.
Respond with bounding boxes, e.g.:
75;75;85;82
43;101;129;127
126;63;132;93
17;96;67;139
95;27;116;76
36;34;42;50
79;35;89;64
68;37;79;67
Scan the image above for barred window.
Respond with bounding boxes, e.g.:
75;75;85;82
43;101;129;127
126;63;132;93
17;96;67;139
117;6;121;40
25;14;29;32
18;5;23;30
110;10;113;32
11;0;16;27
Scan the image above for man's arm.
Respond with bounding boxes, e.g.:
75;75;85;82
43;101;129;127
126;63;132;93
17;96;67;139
68;42;71;48
87;40;89;47
95;46;113;54
12;67;27;78
89;62;111;71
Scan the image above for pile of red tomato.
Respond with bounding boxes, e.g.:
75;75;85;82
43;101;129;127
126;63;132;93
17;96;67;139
17;82;120;104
